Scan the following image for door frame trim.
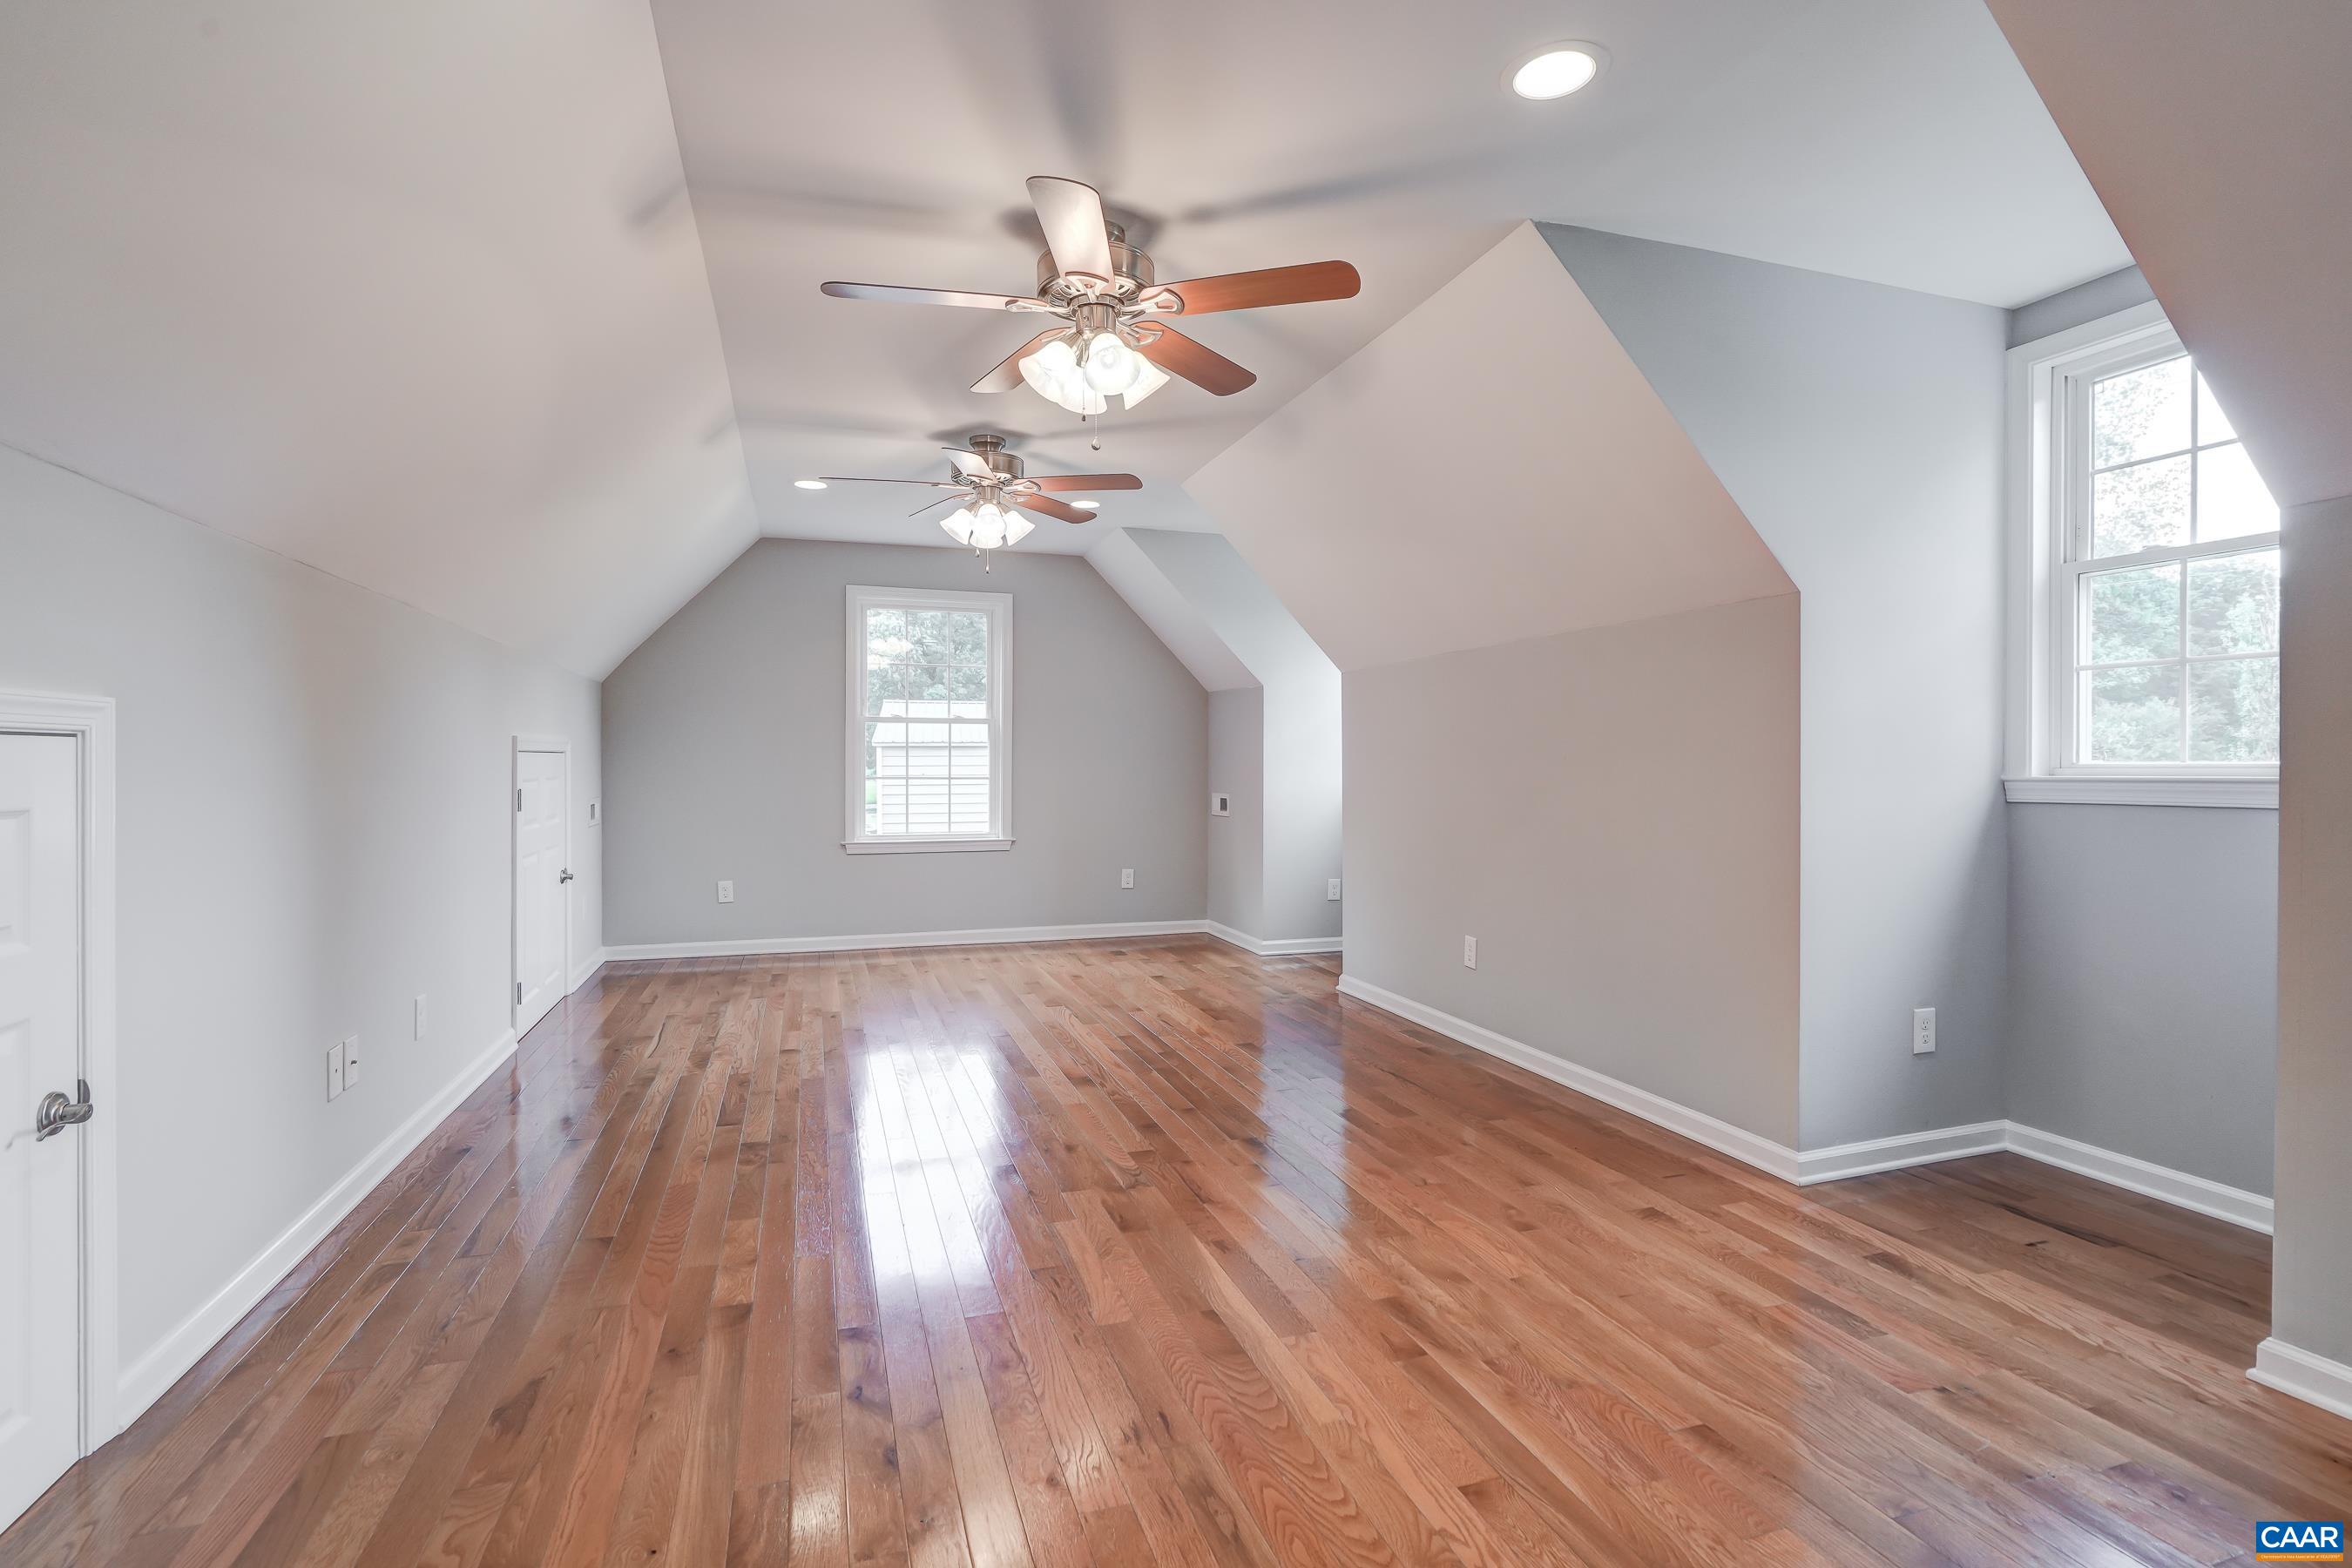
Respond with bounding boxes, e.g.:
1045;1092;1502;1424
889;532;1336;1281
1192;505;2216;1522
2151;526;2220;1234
0;691;119;1450
510;733;571;1037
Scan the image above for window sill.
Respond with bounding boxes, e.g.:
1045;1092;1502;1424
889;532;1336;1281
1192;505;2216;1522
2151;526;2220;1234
842;837;1015;855
2003;777;2276;809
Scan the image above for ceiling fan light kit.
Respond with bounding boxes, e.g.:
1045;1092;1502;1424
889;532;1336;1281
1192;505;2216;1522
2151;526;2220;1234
817;175;1360;555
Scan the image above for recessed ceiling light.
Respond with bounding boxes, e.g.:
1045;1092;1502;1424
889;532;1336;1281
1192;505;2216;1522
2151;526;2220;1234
794;478;827;490
1510;44;1603;100
1074;500;1100;510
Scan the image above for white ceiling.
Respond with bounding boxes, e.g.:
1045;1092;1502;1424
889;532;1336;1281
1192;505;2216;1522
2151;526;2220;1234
0;0;752;679
1190;225;1793;672
649;0;2126;557
1987;0;2352;510
3;0;2128;677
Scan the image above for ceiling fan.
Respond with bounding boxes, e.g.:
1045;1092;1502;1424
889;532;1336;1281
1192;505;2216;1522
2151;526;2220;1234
819;434;1139;564
821;176;1361;429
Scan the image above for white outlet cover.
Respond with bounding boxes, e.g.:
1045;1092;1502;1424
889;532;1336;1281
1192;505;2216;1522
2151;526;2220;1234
327;1041;345;1100
1463;935;1477;970
1328;878;1342;901
717;879;734;903
342;1034;361;1088
1912;1006;1936;1055
1120;868;1135;889
415;994;428;1040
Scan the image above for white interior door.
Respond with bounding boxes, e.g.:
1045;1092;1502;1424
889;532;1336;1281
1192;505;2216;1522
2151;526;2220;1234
0;733;83;1530
513;745;569;1037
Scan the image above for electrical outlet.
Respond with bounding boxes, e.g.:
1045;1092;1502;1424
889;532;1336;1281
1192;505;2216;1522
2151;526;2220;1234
1912;1007;1936;1055
342;1034;362;1089
415;994;428;1040
717;879;734;904
1120;868;1135;889
327;1040;346;1100
1327;878;1342;902
1463;935;1477;970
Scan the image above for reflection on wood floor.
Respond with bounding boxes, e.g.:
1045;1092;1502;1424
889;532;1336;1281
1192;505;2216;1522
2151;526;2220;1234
5;935;2347;1566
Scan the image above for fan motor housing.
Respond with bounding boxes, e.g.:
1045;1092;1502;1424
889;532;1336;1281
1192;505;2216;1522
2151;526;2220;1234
1037;224;1154;303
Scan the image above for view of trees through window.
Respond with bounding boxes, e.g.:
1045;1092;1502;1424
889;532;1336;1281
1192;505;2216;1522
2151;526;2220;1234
861;605;993;835
2076;352;2278;765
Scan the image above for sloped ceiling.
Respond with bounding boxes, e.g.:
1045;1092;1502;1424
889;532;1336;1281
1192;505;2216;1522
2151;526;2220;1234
1987;0;2352;508
3;0;2130;680
1085;528;1258;693
1186;224;1792;672
0;0;752;679
645;0;2124;555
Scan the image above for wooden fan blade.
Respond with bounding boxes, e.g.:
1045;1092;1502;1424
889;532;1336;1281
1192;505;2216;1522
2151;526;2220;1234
1132;325;1257;395
1027;473;1142;492
971;329;1064;394
821;281;1042;311
1015;494;1093;524
1137;260;1361;315
816;476;965;487
1026;176;1113;285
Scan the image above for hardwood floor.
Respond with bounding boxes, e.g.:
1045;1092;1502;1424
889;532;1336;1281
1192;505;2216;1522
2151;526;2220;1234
6;936;2347;1566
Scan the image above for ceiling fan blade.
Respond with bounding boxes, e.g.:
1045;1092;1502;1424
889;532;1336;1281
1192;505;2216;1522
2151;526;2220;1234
1137;260;1362;315
909;492;970;519
1026;176;1114;286
942;447;997;480
1015;494;1094;524
1027;473;1142;492
817;476;965;487
1132;325;1257;395
821;281;1044;311
971;329;1065;394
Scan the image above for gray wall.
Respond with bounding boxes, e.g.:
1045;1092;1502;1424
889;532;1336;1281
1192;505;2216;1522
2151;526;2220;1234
1544;225;2011;1152
2006;264;2155;347
603;538;1206;944
2006;804;2277;1193
1344;594;1801;1146
1206;687;1265;936
1125;530;1342;943
0;443;602;1379
2274;490;2352;1367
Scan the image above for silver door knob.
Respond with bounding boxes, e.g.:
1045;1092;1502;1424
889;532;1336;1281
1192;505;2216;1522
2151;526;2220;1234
36;1080;93;1141
558;868;574;883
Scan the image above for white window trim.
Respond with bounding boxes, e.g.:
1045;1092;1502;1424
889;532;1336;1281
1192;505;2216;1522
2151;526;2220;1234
843;584;1014;851
2004;301;2278;808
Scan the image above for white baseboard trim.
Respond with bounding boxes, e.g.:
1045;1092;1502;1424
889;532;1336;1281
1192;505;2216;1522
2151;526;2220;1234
2249;1337;2352;1423
2004;1121;2274;1233
569;946;610;993
1333;974;2276;1234
605;920;1212;963
110;1026;519;1436
1794;1122;2010;1185
1202;921;1344;957
1335;974;1801;1181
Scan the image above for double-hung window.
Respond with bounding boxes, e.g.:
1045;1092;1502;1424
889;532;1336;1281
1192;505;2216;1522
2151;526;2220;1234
844;585;1011;851
2008;305;2280;805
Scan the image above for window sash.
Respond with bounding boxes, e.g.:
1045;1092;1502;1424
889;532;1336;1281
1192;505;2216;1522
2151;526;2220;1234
843;585;1010;844
2038;321;2281;779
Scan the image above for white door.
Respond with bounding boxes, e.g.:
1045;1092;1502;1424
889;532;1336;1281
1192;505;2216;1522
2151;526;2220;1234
513;746;569;1037
0;734;83;1530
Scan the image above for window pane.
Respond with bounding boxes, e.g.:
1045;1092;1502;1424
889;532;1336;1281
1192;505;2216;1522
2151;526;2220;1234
2085;665;2184;763
946;611;988;665
2092;455;2190;556
2093;355;2191;467
948;664;987;703
865;608;909;659
2188;658;2280;762
2195;442;2278;542
855;596;997;838
2195;370;2237;445
2084;563;2180;664
2187;548;2281;656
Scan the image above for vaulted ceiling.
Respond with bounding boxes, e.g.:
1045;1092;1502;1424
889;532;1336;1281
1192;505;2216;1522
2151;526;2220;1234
3;0;2131;676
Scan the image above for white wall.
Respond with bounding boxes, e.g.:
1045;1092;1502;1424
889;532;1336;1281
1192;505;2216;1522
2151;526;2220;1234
0;443;601;1411
1344;595;1801;1144
601;539;1206;946
1543;225;2011;1153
